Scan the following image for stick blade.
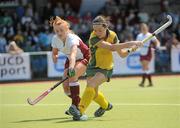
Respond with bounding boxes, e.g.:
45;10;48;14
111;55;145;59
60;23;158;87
27;98;35;105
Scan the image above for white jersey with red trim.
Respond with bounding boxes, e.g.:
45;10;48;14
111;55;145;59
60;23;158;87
136;32;156;55
51;33;88;60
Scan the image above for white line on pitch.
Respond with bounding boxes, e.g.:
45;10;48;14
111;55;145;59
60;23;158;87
1;103;180;107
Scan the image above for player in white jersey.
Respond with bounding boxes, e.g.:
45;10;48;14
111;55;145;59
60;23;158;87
136;23;160;87
50;16;90;115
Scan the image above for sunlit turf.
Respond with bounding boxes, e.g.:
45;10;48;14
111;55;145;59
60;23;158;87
0;75;180;128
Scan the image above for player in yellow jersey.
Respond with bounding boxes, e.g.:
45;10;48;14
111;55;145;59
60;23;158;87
69;16;143;121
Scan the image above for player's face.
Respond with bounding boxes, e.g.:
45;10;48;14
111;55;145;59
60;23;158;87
140;24;148;34
53;23;68;40
93;25;107;38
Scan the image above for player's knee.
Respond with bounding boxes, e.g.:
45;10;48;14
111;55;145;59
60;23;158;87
144;66;149;71
63;82;70;92
142;65;147;71
63;86;70;92
69;76;78;83
87;80;97;88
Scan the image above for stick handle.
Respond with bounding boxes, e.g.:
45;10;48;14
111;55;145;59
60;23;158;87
142;34;154;43
27;77;68;105
51;77;68;90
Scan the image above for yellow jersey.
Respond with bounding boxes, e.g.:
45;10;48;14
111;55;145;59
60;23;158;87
88;29;119;70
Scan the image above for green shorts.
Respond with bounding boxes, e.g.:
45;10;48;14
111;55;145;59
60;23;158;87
86;67;113;82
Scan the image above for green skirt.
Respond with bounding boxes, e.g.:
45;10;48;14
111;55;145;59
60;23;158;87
86;66;113;82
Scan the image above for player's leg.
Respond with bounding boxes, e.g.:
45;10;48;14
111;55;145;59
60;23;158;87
62;69;72;115
68;61;87;107
63;60;86;116
141;60;153;86
139;60;147;87
69;72;111;120
63;69;71;97
63;59;71;98
145;60;153;86
78;72;107;114
93;86;113;117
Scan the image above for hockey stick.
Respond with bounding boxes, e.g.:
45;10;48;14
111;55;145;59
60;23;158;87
127;15;172;53
27;77;68;105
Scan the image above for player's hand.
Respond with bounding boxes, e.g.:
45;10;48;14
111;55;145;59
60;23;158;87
127;44;138;53
135;41;144;47
67;68;75;77
131;45;139;52
53;55;58;63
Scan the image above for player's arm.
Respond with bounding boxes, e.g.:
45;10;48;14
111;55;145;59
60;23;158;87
69;45;77;69
116;45;140;58
153;38;160;48
66;44;78;77
52;48;58;63
97;41;143;58
111;41;143;50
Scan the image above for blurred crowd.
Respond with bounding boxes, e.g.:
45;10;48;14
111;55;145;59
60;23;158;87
0;0;180;54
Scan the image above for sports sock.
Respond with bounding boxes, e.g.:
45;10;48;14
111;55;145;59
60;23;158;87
145;70;152;84
79;86;95;114
69;82;80;107
141;73;146;84
93;91;108;109
147;74;152;84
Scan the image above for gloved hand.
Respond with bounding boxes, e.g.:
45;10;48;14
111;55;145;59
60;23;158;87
67;68;75;77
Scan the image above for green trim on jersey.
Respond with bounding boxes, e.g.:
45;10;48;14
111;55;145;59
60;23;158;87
89;36;101;46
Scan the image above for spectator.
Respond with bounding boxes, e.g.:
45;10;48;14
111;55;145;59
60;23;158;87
171;34;180;48
138;8;149;23
7;41;24;54
175;24;180;40
16;4;25;19
2;20;14;36
38;29;50;51
53;2;64;17
0;32;7;53
13;30;24;48
64;3;73;17
83;12;92;22
166;33;180;53
116;18;123;33
26;3;34;17
2;12;13;26
0;0;179;54
23;40;32;52
43;2;53;20
161;0;170;12
21;12;32;25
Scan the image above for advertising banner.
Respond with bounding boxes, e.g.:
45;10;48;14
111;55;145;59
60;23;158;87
47;52;67;77
0;53;31;81
113;52;155;75
171;48;180;72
